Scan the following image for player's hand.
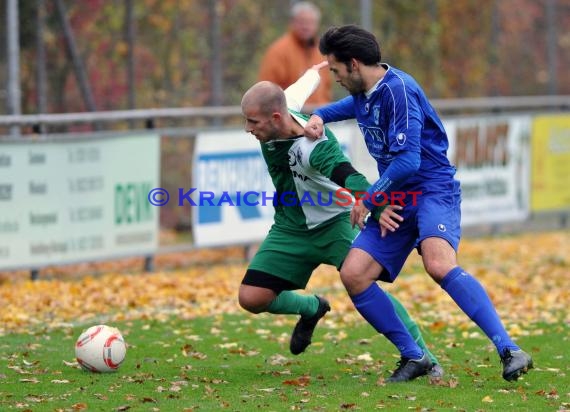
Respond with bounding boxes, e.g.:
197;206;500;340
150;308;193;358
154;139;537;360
350;202;370;230
304;114;324;140
378;205;404;237
311;60;329;71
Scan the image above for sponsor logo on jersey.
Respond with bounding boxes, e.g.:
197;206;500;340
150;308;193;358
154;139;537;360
288;147;304;167
373;106;380;124
288;151;297;167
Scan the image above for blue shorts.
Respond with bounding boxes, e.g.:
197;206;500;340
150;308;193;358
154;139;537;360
351;181;461;282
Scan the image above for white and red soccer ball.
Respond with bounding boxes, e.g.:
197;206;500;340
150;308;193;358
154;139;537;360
75;325;127;373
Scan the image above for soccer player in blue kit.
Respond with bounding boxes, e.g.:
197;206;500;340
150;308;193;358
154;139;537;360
304;25;533;382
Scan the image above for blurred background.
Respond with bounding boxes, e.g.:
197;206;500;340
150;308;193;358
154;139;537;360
0;0;569;278
1;0;569;115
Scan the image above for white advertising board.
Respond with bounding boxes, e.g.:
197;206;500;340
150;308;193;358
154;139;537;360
0;134;160;270
445;116;531;225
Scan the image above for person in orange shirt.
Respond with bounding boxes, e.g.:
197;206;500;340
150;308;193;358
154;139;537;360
258;2;332;110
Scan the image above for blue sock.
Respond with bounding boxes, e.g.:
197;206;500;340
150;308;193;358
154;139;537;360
351;283;424;360
440;267;519;355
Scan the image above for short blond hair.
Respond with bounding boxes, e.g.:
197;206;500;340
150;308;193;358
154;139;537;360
241;81;287;116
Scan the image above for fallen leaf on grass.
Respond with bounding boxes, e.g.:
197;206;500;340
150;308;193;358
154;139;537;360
180;344;207;359
181;344;192;356
25;395;44;403
257;388;276;393
22;359;39;366
536;389;559;399
185;335;201;341
192;352;207;360
283;376;310;387
218;342;238;349
534;367;560;372
356;353;373;362
428;377;459;388
268;354;290;366
8;365;30;375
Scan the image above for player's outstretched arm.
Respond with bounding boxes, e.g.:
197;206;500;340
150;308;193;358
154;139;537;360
311;60;329;72
285;61;328;112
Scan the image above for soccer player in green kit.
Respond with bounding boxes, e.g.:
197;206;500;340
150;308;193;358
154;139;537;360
239;61;443;378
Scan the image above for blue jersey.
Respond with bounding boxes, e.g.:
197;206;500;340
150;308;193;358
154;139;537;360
315;64;456;193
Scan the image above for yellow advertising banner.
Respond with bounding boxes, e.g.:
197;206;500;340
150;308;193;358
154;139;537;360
531;115;570;211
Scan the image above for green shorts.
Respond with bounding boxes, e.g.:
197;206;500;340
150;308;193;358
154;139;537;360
247;214;358;289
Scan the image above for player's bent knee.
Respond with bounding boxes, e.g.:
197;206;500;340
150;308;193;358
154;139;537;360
238;287;272;314
424;261;454;283
238;295;266;314
340;267;369;295
339;267;356;286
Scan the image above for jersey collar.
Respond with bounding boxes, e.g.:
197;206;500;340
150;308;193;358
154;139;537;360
365;63;391;98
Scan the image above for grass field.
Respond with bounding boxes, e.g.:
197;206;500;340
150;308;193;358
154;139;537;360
0;231;569;411
0;315;568;411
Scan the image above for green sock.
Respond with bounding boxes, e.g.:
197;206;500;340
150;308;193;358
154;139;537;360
267;291;319;317
386;291;439;365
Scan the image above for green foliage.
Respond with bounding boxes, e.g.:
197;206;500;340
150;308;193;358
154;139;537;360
0;315;568;411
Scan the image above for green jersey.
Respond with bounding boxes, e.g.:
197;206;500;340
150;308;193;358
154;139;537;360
259;69;370;232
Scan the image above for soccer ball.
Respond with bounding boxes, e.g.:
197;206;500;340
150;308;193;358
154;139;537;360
75;325;127;373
